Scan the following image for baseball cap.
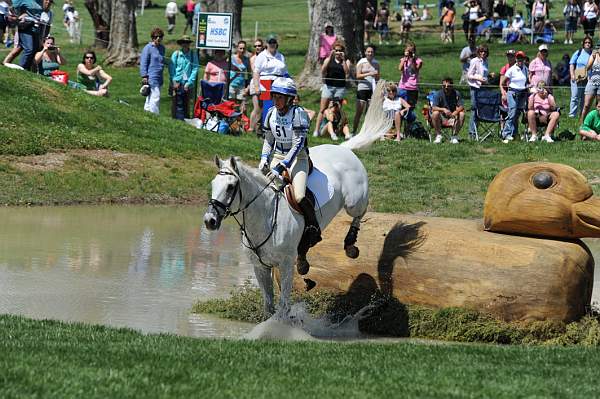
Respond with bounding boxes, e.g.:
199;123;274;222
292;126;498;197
506;49;516;56
515;50;526;58
266;34;278;44
538;44;548;51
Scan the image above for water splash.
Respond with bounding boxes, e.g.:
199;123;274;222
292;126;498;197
244;302;378;341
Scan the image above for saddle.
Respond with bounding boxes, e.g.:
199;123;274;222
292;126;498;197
282;158;316;215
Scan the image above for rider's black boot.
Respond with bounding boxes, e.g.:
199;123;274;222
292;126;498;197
298;197;322;247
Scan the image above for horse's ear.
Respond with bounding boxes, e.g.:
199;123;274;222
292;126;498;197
214;155;222;168
229;156;238;172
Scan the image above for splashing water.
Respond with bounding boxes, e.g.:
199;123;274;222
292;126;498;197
244;302;379;341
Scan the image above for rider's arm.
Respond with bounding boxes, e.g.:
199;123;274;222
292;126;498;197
281;108;309;167
261;131;275;162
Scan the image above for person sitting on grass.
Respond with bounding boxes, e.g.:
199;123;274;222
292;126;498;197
527;81;559;143
34;35;66;77
320;99;351;141
431;77;465;144
579;101;600;141
76;51;112;97
382;82;411;142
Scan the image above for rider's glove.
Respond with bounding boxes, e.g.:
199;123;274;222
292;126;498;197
258;157;269;174
271;162;286;177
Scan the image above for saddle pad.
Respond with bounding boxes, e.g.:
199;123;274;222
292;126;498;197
307;167;334;210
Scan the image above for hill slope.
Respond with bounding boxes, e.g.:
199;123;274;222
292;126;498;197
0;67;258;205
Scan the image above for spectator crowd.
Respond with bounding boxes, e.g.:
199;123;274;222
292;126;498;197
4;0;600;143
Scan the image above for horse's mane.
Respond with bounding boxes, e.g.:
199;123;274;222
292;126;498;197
234;160;271;186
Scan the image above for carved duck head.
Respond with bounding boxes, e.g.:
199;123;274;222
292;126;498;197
483;162;600;238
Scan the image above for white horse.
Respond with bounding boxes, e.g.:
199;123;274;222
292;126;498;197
203;144;369;317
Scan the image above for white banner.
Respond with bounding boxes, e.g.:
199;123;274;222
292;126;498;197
196;12;233;50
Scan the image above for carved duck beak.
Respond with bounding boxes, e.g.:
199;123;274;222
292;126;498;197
572;195;600;238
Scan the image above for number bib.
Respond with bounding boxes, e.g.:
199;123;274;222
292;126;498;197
269;108;294;145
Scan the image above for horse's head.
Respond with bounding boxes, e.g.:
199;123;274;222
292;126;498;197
204;156;242;230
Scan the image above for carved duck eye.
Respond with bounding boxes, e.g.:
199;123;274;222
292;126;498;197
532;172;554;189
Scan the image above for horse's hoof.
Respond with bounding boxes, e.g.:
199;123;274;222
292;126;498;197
345;245;359;259
297;257;310;275
304;278;316;291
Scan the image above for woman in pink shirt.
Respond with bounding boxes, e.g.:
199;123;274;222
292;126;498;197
527;82;559;143
203;50;228;83
528;44;552;91
319;22;337;63
397;42;422;107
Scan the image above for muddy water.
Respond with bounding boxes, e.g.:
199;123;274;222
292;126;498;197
0;206;599;339
0;206;256;338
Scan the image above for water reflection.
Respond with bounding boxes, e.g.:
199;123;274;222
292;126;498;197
0;206;599;338
0;206;255;337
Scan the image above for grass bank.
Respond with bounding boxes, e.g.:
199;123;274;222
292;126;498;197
2;314;600;398
1;66;599;214
0;1;599;211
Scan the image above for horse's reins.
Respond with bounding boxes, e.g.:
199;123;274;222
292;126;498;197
208;167;281;267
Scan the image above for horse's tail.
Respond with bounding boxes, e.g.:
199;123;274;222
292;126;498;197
341;79;394;151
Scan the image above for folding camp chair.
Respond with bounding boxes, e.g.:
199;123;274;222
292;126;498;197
473;89;503;142
194;81;245;134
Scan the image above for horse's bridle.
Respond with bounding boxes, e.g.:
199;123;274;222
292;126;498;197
207;169;241;219
207;167;281;267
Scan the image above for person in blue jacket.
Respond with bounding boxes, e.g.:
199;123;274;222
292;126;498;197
140;27;166;115
168;35;199;120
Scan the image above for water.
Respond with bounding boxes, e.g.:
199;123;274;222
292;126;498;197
0;206;256;338
0;206;599;339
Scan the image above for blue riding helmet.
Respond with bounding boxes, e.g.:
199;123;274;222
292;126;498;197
270;77;297;97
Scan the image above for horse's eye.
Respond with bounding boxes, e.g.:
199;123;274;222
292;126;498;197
532;172;554;189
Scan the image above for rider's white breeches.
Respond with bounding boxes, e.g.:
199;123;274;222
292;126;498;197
270;151;308;202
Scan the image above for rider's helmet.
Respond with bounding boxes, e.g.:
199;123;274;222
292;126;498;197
270;77;297;98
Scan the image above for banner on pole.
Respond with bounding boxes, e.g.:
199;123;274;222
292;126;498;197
196;12;233;50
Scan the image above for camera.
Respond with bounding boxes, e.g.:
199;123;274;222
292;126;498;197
47;45;56;51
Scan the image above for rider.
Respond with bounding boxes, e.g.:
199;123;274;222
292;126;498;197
258;77;322;246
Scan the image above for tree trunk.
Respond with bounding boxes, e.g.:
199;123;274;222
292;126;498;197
298;0;365;89
480;0;493;17
105;0;139;66
84;0;111;48
216;0;243;45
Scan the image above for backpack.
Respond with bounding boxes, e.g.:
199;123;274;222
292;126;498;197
406;120;428;140
179;3;187;15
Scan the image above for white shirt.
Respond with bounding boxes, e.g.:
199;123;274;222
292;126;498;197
511;18;524;30
383;97;404;112
254;50;287;80
584;1;597;19
504;64;528;90
165;1;178;17
0;1;9;15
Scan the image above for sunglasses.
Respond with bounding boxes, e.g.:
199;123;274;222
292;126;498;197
153;35;164;39
85;56;94;59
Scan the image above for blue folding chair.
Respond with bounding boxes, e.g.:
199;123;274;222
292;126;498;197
473;89;503;142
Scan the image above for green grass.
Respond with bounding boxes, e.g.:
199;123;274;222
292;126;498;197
0;1;599;211
2;314;600;398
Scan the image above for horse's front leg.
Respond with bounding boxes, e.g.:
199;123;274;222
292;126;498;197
275;256;295;320
253;264;274;318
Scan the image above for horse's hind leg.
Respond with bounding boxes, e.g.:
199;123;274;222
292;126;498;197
344;217;362;259
343;199;367;259
253;264;274;317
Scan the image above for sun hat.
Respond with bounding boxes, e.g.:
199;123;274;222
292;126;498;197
177;35;193;45
538;44;548;51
